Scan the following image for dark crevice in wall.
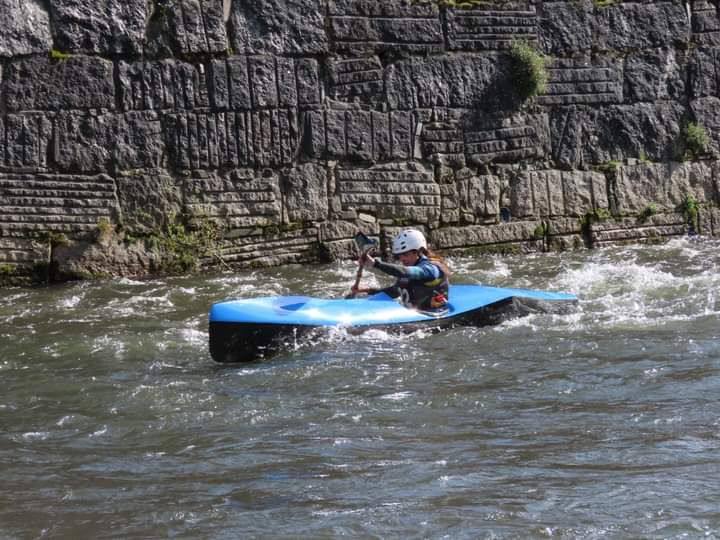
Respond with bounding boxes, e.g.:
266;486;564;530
0;58;6;117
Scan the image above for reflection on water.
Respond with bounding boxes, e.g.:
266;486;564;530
1;238;720;537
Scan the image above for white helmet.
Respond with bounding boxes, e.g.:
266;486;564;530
392;229;427;255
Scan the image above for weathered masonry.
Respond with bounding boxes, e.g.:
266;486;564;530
2;0;720;283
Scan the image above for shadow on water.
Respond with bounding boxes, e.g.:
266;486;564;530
1;238;720;536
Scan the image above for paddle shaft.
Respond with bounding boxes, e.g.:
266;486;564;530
347;247;375;298
350;265;363;297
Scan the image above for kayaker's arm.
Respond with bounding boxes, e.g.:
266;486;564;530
372;259;435;281
352;284;401;298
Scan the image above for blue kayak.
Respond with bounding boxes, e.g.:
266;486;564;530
208;284;577;362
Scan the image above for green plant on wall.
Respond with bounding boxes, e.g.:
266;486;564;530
594;160;622;175
50;49;72;60
146;216;219;274
638;203;658;223
509;40;548;101
681;194;700;233
96;217;114;244
533;222;550;240
683;122;709;160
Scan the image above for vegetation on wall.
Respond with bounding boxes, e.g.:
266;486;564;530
143;216;219;274
683;122;709;160
681;194;700;233
50;49;72;60
508;40;548;101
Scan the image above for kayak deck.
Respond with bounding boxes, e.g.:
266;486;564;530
208;284;577;363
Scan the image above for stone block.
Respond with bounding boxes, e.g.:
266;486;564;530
329;57;384;102
3;114;53;170
624;48;685;103
510;169;608;219
446;3;537;51
562;170;609;217
212;227;320;267
49;0;147;55
0;237;48;268
0;172;119;238
0;0;52;57
386;55;504;110
691;97;720;156
590;216;688;246
691;1;720;46
456;170;503;219
539;0;594;56
184;169;282;228
336;163;440;222
463;112;549;165
115;112;166;171
116;170;182;235
689;47;720;98
329;0;442;54
595;2;690;53
346;111;374;162
164;111;299;170
549;106;588;169
421;121;466;168
5;56;115;111
319;220;370;242
538;57;622;107
228;0;328;55
614;161;718;216
249;56;279;109
586;103;684;164
552;103;684;168
296;59;322;108
119;60;207;111
430;221;543;249
209;55;320;111
145;0;226;56
54;112;117;173
300;109;414;162
282;163;328;222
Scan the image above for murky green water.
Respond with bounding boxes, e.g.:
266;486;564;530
2;239;720;537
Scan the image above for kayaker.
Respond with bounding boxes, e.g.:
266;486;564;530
351;229;451;311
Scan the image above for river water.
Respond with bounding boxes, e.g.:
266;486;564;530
1;239;719;538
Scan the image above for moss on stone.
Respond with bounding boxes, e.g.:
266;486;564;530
50;49;72;60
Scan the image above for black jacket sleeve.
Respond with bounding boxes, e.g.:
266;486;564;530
367;284;401;298
372;259;409;278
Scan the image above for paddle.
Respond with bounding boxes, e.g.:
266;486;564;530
345;232;378;299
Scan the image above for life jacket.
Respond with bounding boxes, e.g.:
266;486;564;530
397;258;449;311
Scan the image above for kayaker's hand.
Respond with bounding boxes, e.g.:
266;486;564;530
360;252;375;269
350;285;360;296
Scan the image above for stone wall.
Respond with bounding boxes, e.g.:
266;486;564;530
1;0;719;283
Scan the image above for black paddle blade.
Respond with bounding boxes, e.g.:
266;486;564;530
354;232;378;254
